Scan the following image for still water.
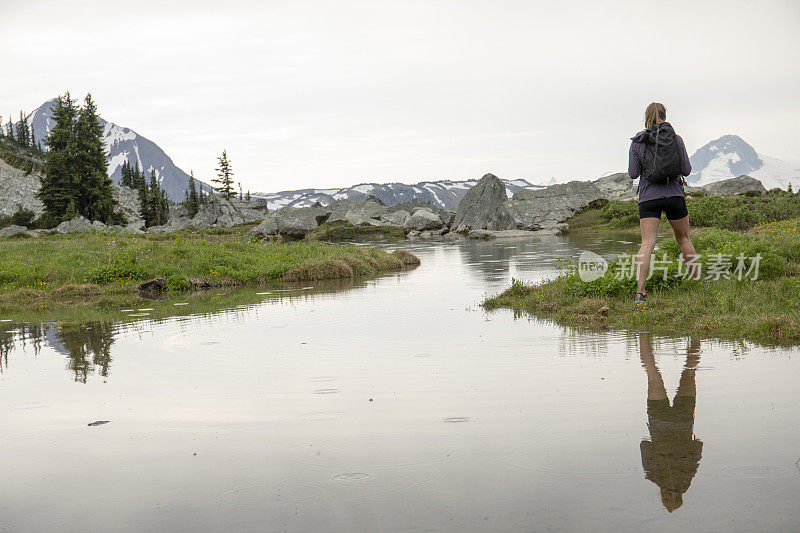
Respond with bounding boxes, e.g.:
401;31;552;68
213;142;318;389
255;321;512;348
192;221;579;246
1;235;798;532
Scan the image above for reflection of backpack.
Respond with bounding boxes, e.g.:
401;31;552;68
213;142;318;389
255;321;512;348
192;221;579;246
643;122;683;184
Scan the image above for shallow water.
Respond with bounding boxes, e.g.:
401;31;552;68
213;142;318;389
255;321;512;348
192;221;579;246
1;235;798;532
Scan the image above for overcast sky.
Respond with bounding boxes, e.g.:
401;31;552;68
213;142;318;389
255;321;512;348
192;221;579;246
3;0;799;191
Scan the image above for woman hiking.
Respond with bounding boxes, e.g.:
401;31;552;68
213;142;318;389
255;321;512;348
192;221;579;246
628;102;697;303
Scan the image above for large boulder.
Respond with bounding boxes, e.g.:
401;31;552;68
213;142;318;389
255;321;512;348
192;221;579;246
594;173;635;200
704;175;767;197
379;210;410;227
112;184;144;226
0;224;31;237
507;180;605;230
273;206;332;237
328;198;388;226
246;215;279;239
404;209;444;231
56;216;94;234
452;174;516;232
188;194;270;229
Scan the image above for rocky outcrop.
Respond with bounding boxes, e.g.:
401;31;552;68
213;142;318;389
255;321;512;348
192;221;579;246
404;209;444;231
704;175;767;197
507;180;605;231
0;157;45;218
187;194;270;230
273;206;332;237
327;198;388;226
594;173;635;200
452;174;516;232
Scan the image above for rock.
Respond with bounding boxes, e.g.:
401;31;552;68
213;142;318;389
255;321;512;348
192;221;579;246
327;199;388;226
188;194;270;229
507;180;605;231
91;220;106;230
112;184;144;226
0;224;30;237
404;209;444;231
467;227;567;239
124;221;146;234
704;175;767;197
406;230;420;238
274;206;332;237
593;173;635;200
139;278;167;294
440;209;456;227
452;174;516;232
379;210;410;227
55;216;93;234
247;216;279;239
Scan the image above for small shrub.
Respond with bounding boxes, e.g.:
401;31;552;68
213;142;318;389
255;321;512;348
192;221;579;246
166;274;191;291
11;205;35;227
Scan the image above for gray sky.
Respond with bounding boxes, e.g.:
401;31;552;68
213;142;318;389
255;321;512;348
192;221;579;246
3;0;799;191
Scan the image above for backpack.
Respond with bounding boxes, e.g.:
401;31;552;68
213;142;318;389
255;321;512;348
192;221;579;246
642;122;683;184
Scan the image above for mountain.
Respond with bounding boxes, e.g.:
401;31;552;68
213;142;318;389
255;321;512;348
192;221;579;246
687;135;799;190
253;178;543;211
26;99;213;202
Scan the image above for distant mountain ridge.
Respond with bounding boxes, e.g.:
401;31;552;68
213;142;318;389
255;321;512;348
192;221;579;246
253;178;544;211
687;135;799;190
26;98;213;202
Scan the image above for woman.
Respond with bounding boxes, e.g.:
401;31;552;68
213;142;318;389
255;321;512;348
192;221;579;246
628;102;696;303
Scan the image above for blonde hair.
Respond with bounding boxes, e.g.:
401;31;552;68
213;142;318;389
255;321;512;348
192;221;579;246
645;102;667;128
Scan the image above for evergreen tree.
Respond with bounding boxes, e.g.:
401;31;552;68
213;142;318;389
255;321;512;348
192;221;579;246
138;172;150;224
789;182;794;195
121;161;134;188
38;93;79;223
213;149;235;199
148;170;162;226
184;171;199;216
6;114;13;138
75;93;116;221
30;122;36;150
245;190;251;202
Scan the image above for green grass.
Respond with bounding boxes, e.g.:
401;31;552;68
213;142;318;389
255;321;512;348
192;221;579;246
305;220;406;242
483;219;800;346
0;229;420;310
567;191;800;234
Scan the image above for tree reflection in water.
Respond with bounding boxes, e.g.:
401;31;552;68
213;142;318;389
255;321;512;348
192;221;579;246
0;322;115;383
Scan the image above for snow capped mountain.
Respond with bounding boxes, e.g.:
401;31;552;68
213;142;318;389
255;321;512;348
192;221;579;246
254;178;543;212
687;135;799;190
27;99;213;201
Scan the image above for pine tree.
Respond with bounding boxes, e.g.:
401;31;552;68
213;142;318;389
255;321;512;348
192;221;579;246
6;114;13;138
213;149;235;199
38;93;79;224
789;182;794;195
74;93;116;222
30;122;36;151
238;182;243;200
148;170;161;226
184;171;199;217
138;171;150;224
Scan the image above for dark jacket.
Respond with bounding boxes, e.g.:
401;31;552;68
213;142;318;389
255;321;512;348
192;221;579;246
629;124;691;203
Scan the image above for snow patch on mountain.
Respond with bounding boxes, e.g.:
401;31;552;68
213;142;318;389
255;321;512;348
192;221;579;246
26;98;213;201
253;178;543;212
687;135;798;190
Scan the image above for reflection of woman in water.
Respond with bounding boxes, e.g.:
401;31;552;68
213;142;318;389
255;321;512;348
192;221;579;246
639;334;703;512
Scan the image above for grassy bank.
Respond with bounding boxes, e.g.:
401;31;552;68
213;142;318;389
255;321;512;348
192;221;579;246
567;189;800;234
0;228;419;310
484;219;800;346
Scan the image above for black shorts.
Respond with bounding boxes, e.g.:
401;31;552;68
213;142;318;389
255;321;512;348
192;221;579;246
638;196;688;220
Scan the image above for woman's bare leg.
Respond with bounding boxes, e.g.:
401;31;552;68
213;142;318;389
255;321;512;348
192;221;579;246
637;217;661;294
668;216;698;279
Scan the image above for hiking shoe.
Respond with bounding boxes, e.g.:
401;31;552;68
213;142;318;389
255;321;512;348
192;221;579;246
634;292;647;303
